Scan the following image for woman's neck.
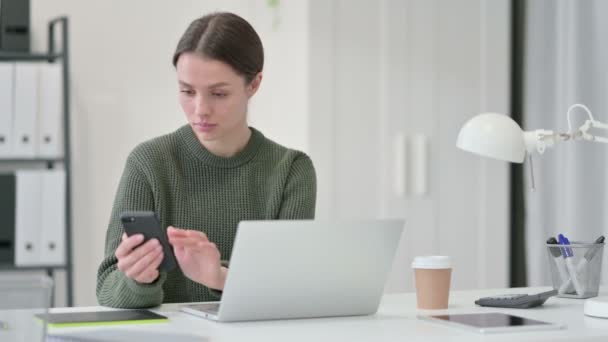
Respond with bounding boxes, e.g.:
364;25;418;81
199;125;252;158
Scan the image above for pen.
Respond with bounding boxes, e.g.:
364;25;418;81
559;234;584;296
547;237;571;292
583;236;605;261
560;236;606;294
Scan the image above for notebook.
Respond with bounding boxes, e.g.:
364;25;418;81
36;310;168;328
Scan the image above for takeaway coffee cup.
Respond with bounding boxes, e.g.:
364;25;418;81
412;256;452;310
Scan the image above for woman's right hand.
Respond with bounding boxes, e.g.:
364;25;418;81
115;233;164;284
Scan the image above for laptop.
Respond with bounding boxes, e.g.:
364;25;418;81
180;220;404;322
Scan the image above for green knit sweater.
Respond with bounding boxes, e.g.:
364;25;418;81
96;125;316;308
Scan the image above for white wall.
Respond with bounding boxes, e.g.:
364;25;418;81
308;0;510;292
31;0;310;306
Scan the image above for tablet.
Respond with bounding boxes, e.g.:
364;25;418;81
418;312;564;334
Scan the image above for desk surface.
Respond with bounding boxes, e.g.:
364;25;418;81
47;287;608;342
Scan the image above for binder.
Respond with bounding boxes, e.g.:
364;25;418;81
13;62;39;158
39;169;66;265
14;170;42;266
38;62;63;158
0;174;16;264
0;63;14;157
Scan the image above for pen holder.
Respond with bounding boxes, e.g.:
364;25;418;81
546;241;604;299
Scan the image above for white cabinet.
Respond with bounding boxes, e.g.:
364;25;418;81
308;0;511;291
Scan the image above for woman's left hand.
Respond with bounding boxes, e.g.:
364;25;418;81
167;226;227;290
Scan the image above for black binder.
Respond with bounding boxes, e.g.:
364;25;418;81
0;0;30;52
0;173;15;264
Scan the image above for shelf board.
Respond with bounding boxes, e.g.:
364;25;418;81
0;158;65;163
0;264;67;271
0;52;63;61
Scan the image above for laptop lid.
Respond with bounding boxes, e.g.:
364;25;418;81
217;220;404;322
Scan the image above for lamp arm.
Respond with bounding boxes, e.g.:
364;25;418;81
525;118;608;155
574;119;608;144
524;129;568;155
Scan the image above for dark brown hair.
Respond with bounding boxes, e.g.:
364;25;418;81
173;12;264;84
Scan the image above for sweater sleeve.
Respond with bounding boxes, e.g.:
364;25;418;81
278;154;317;219
96;154;167;308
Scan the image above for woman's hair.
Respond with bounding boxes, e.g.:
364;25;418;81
173;12;264;84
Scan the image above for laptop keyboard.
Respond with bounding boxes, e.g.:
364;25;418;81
192;303;220;315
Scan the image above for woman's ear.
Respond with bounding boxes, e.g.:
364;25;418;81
246;72;263;98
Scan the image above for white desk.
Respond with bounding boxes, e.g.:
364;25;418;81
47;287;608;341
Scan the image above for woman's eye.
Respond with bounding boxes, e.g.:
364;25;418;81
212;92;227;98
180;89;195;95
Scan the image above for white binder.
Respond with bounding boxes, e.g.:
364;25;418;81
0;63;14;157
13;62;39;158
14;170;43;266
39;169;66;265
38;63;63;158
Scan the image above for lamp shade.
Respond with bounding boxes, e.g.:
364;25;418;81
456;113;526;163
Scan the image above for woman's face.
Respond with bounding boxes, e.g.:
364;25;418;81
176;52;261;143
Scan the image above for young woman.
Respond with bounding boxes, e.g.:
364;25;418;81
96;12;316;308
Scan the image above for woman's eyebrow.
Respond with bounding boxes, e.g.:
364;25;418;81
178;80;230;88
208;82;230;88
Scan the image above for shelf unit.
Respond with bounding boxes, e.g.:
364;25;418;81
0;17;73;306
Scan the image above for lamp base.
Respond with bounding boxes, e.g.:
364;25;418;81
584;296;608;318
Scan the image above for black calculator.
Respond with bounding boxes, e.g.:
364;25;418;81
475;289;557;309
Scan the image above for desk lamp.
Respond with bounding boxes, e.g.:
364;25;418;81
456;103;608;318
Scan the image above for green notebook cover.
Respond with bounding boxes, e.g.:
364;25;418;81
36;309;168;328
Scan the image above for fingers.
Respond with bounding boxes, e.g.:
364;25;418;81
125;244;163;280
170;237;218;252
167;226;208;240
168;237;207;247
166;227;219;261
115;232;168;284
115;234;144;259
133;250;164;283
136;266;160;284
117;238;160;273
168;226;209;247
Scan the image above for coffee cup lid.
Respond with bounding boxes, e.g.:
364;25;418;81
411;256;452;269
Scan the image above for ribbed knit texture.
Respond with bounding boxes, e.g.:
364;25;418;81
96;125;316;308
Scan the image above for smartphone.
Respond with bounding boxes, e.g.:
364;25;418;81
120;211;177;272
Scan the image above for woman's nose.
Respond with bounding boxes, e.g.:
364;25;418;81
194;96;211;117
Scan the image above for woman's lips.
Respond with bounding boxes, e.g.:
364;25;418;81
194;122;217;132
